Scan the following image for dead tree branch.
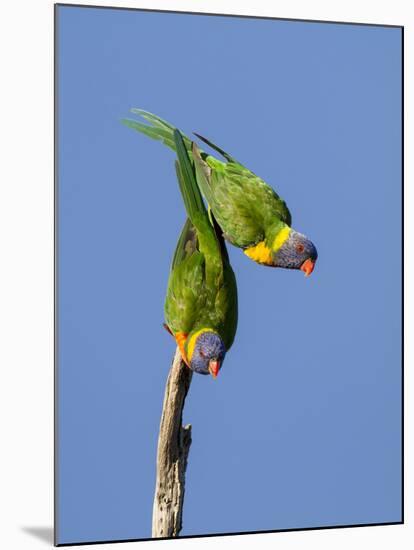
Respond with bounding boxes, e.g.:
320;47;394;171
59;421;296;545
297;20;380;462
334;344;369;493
152;347;193;537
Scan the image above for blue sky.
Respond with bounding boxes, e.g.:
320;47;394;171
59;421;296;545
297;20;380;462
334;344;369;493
57;6;402;544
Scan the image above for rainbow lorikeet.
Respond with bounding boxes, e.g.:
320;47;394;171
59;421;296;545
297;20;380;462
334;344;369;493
164;130;238;378
123;109;318;276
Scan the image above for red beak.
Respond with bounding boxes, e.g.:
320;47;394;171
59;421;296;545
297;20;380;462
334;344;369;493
208;360;220;379
300;258;315;277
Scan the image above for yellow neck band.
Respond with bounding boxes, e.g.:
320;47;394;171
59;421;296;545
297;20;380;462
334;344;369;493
186;328;215;363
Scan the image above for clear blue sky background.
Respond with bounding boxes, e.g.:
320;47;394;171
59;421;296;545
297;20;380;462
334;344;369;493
57;6;402;545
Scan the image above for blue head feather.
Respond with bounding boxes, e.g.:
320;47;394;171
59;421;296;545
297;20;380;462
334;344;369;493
189;331;226;376
274;229;318;270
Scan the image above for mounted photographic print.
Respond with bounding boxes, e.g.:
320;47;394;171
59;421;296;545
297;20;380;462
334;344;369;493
55;4;403;546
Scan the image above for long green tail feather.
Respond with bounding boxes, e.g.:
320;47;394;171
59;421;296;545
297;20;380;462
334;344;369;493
193;132;237;163
121;109;193;153
130;108;176;131
174;129;208;225
174;130;222;289
121;119;176;150
192;141;214;205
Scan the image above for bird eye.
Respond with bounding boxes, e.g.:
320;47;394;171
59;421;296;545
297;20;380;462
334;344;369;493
296;244;305;254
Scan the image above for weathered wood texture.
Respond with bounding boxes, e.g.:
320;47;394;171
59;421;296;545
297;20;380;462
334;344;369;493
152;347;193;538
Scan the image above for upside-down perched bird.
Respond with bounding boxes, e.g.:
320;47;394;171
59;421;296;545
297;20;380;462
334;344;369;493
164;130;238;378
123;109;318;276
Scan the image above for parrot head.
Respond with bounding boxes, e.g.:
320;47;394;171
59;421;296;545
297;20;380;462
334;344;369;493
273;229;318;276
186;330;226;378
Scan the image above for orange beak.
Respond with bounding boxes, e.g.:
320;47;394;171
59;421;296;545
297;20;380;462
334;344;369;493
300;258;315;277
208;360;220;379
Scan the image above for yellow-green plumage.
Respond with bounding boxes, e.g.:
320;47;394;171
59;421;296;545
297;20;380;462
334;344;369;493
123;109;318;273
164;130;237;375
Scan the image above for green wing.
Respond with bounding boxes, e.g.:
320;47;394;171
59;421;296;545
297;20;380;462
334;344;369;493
164;218;206;335
123;109;291;248
164;217;238;351
192;142;292;247
173;129;223;289
170;131;238;350
211;216;238;350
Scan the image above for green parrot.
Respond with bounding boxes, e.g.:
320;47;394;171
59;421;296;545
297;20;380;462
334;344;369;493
123;109;318;276
164;129;238;378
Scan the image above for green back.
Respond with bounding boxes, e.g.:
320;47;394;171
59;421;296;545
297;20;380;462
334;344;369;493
123;108;291;249
164;130;238;349
194;152;292;248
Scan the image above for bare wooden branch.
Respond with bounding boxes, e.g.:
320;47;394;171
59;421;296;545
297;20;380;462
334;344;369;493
152;347;193;538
